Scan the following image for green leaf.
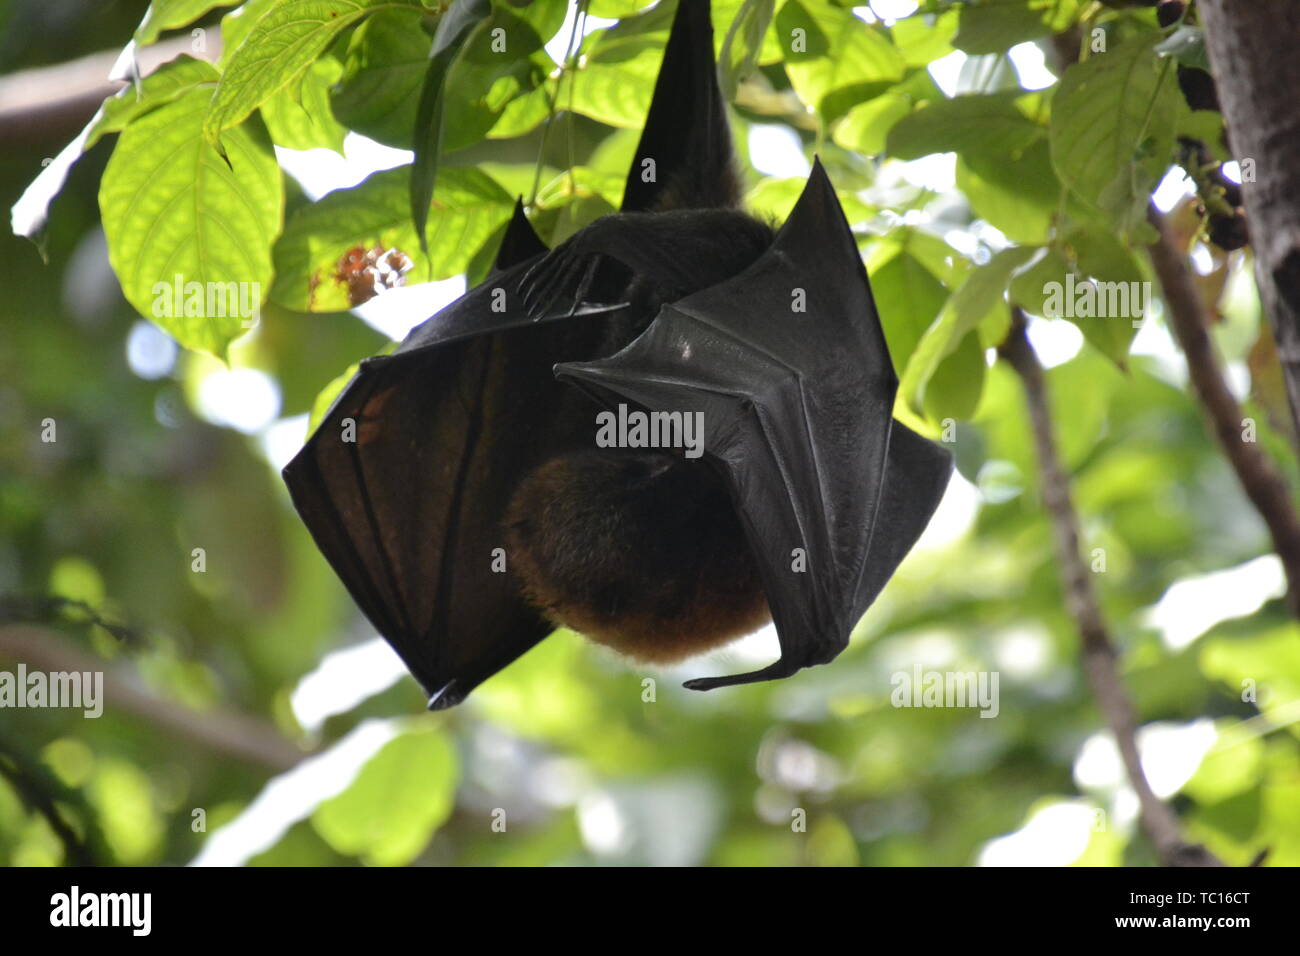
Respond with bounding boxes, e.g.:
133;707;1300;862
869;248;949;377
99;86;283;357
1061;226;1146;367
719;0;776;99
1009;246;1069;316
271;165;512;311
260;55;348;152
834;94;912;156
440;6;551;152
1010;228;1144;371
1066;227;1145;286
923;329;986;422
87;56;222;151
956;136;1059;243
1050;35;1180;235
509;0;569;41
1155;24;1211;72
952;0;1081;55
205;0;423;147
312;729;458;866
220;0;284;66
887;92;1041;160
1201;625;1300;711
411;0;494;256
12;56;220;247
953;0;1047;56
135;0;240;46
568;1;677;129
589;0;656;15
1182;725;1263;805
890;9;958;68
775;0;906;124
900;245;1036;417
331;8;432;148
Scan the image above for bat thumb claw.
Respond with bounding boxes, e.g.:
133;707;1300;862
427;680;462;711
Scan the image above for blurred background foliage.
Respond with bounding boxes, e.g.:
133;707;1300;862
0;0;1297;867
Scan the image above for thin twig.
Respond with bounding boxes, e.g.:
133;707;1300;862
999;309;1224;867
0;746;101;865
0;625;306;773
1146;203;1300;618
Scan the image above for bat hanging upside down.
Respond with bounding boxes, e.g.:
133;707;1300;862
283;0;953;709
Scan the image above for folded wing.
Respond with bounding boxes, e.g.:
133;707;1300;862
557;160;953;689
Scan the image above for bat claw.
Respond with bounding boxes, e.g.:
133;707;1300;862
683;659;801;691
427;680;462;711
517;241;605;320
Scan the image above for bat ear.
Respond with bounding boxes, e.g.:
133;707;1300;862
491;198;548;274
620;0;737;212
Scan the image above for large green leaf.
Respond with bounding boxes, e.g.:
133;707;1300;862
952;0;1082;55
887;91;1041;161
204;0;423;147
12;57;220;247
99;86;283;356
775;0;906;124
271;164;512;311
953;0;1044;56
869;248;950;377
331;8;432;148
312;729;458;866
956;136;1059;243
440;8;550;153
891;9;958;68
1050;35;1180;235
567;0;677;129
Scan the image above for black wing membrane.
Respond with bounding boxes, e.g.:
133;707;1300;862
283;0;734;709
283;207;625;708
557;160;953;689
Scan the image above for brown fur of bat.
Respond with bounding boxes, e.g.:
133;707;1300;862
505;449;770;664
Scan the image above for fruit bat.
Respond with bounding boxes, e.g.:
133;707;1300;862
283;0;952;709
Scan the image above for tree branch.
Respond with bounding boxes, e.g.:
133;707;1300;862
0;625;305;773
1198;0;1300;440
999;310;1224;867
1146;203;1300;618
0;34;221;149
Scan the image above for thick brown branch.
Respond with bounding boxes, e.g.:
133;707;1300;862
1147;204;1300;618
0;625;305;773
999;311;1223;867
1199;0;1300;439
